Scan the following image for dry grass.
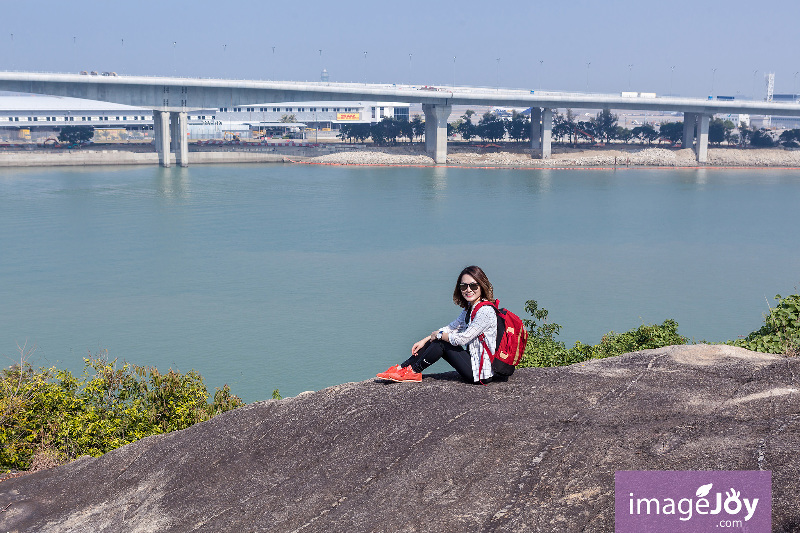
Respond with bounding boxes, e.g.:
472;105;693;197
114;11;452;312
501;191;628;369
29;449;65;473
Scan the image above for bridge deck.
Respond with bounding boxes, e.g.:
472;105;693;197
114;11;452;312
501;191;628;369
2;72;798;166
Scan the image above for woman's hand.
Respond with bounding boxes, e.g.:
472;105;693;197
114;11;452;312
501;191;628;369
412;337;429;356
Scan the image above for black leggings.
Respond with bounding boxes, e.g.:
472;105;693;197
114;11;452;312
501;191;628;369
401;340;475;383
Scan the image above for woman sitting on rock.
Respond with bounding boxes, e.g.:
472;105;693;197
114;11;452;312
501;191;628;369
377;265;497;384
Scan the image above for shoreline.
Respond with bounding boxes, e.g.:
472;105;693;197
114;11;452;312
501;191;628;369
2;143;800;168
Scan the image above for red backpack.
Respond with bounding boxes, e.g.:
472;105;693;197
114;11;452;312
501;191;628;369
470;299;529;379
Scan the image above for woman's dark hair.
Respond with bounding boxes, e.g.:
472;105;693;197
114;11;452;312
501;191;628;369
452;265;494;308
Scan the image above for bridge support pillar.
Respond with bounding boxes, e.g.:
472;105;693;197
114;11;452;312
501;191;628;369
153;110;189;167
530;107;552;159
695;114;710;163
530;107;541;152
170;111;189;167
541;108;552;159
422;103;451;164
154;110;171;167
682;112;696;149
682;112;710;163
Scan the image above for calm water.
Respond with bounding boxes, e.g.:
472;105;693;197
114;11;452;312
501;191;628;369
1;163;799;402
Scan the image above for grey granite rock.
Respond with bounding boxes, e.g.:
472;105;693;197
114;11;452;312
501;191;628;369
1;344;798;532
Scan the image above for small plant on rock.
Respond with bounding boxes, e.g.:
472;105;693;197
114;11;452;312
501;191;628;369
732;294;800;355
519;300;687;368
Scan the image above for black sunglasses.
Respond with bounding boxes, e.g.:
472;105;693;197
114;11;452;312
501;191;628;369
459;282;480;292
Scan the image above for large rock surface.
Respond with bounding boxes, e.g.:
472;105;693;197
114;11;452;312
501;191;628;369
1;345;799;532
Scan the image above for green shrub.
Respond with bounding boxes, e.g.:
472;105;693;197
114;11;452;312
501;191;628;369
0;350;243;472
519;300;688;368
592;319;688;358
731;294;800;355
519;299;578;367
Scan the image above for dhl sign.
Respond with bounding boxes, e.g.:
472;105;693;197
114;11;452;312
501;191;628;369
337;113;360;121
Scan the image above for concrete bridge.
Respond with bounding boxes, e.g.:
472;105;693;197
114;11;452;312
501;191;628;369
2;71;800;167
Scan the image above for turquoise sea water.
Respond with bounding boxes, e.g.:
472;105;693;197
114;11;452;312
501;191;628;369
1;163;799;402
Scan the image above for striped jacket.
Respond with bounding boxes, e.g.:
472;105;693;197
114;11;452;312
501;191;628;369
441;302;497;382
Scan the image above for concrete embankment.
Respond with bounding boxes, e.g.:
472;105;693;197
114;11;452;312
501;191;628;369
0;150;286;167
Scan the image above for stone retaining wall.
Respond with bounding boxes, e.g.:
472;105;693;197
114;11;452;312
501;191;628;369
0;150;285;167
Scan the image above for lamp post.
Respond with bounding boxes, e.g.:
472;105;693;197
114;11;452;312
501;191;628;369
363;51;367;85
794;71;799;101
752;69;758;100
628;64;633;91
669;65;675;96
586;61;591;92
453;56;456;88
408;53;412;86
221;44;227;78
496;57;501;91
711;67;717;98
538;59;543;91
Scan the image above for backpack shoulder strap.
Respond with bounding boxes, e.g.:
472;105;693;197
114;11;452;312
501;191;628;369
470;299;499;321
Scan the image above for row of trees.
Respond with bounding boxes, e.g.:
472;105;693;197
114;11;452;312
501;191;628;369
339;111;533;145
338;116;425;144
540;111;793;148
449;110;532;142
341;109;792;148
55;113;795;149
550;109;744;147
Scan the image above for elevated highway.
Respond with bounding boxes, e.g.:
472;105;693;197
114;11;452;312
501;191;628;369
2;72;799;166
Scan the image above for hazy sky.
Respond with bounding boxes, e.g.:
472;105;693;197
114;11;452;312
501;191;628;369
2;0;799;98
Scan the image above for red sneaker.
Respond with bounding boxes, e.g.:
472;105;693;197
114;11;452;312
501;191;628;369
382;365;422;383
376;364;401;380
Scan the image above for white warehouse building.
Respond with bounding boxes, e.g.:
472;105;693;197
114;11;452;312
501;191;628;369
212;101;410;140
0;94;411;142
0;94;154;142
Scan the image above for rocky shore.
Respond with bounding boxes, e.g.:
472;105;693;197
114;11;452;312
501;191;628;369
306;144;800;168
3;143;800;168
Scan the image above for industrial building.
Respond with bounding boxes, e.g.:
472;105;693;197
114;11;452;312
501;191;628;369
753;94;800;129
0;94;411;142
0;94;153;142
209;100;410;140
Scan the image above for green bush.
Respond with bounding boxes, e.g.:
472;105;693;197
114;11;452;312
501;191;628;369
57;125;94;145
518;294;800;369
0;350;243;472
731;294;800;355
519;299;688;368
